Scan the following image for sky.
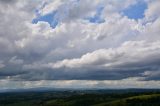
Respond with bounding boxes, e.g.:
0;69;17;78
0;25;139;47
0;0;160;90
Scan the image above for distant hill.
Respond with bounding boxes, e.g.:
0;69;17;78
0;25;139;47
1;88;160;93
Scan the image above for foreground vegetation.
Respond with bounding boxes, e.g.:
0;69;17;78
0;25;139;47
0;89;160;106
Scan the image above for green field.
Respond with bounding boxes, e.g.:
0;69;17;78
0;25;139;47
94;94;160;106
0;90;160;106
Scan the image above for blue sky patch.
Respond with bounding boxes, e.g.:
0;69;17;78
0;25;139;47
122;1;147;20
86;6;105;23
32;11;58;28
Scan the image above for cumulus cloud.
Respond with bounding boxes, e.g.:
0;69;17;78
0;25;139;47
38;0;100;22
144;0;160;21
19;40;160;81
0;0;160;89
51;41;160;69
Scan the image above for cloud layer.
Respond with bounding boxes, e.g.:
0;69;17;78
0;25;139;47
0;0;160;89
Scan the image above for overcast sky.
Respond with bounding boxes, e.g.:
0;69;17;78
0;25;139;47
0;0;160;90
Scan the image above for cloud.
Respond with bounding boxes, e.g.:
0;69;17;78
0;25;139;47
38;0;64;15
0;79;160;90
142;70;160;80
0;0;160;89
39;0;100;21
0;61;5;69
9;56;24;65
51;41;160;69
19;40;160;81
144;0;160;21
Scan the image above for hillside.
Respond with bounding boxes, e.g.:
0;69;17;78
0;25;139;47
0;90;160;106
94;94;160;106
